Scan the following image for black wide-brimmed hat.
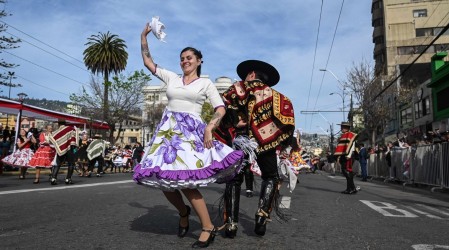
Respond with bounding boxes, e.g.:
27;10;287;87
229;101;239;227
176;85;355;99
337;122;351;128
237;60;280;87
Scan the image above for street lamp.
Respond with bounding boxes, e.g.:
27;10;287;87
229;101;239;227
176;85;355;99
329;92;345;120
13;92;28;152
6;72;22;127
320;68;346;121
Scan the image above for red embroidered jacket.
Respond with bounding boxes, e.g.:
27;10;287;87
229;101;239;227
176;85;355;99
334;131;357;156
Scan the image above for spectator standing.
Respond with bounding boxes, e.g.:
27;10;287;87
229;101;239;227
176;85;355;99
359;143;369;181
131;142;144;168
385;142;394;180
326;152;336;176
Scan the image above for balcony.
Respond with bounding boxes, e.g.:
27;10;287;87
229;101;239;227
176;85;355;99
373;25;384;39
372;7;383;21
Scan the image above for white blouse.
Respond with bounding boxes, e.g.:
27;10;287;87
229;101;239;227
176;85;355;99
154;67;224;115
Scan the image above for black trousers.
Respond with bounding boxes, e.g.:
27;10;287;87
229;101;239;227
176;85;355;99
88;156;104;173
256;149;279;180
339;156;355;191
52;154;75;179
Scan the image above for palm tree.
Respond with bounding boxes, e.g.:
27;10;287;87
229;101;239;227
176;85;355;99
83;31;128;134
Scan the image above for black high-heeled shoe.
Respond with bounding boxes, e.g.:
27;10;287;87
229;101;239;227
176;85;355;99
178;205;190;238
191;227;217;248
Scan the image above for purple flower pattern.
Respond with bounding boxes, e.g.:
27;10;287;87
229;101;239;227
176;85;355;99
173;113;196;138
156;134;184;164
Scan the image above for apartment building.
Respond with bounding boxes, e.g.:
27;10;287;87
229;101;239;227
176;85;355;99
372;0;449;142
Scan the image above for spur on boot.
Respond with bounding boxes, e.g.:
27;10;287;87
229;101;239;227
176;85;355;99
178;205;191;238
191;227;217;248
65;178;73;185
224;222;238;238
254;212;269;236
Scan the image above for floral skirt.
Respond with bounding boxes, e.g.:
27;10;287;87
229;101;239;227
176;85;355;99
2;148;35;167
28;145;56;168
133;109;244;191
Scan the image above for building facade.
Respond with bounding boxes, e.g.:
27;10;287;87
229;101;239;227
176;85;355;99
372;0;449;142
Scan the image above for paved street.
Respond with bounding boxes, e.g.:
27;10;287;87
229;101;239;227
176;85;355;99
1;170;448;250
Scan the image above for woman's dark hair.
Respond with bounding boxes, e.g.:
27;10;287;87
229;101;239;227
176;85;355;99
180;47;203;76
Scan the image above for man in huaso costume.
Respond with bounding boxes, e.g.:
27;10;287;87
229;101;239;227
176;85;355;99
334;122;358;194
49;125;79;185
86;134;106;177
214;60;295;237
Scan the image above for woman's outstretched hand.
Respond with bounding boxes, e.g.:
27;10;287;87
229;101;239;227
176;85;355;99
142;23;152;38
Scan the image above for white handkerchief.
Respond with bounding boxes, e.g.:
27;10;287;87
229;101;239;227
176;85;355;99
150;16;167;42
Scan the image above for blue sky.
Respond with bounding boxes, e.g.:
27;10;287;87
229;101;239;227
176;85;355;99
1;0;373;134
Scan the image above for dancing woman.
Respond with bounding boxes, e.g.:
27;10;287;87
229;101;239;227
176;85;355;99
133;23;243;248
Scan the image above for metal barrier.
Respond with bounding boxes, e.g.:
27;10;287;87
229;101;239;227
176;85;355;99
412;144;440;186
442;142;449;189
367;152;388;179
363;142;449;190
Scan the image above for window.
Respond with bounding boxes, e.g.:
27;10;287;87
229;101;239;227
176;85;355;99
435;44;449;52
397;45;434;55
423;97;430;116
436;87;449;112
414;102;422;119
416;28;433;37
414;97;430;119
397;46;415;55
401;107;412;125
413;9;427;18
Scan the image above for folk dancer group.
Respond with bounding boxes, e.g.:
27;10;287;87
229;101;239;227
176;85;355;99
2;124;108;185
133;22;296;248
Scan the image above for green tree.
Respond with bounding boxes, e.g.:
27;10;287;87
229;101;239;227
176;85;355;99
70;70;151;143
0;0;21;87
83;31;128;124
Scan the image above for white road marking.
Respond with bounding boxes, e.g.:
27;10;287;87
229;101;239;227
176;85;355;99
0;180;134;195
412;244;449;250
280;196;291;209
417;204;449;217
360;200;418;217
406;206;442;219
328;176;345;180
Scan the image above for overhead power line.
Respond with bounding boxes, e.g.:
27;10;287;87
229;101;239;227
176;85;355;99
3;50;87;86
304;0;324;130
5;30;91;74
0;68;70;97
312;0;345;118
0;20;85;65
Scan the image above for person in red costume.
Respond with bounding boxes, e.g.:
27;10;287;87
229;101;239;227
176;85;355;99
334;122;358;194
